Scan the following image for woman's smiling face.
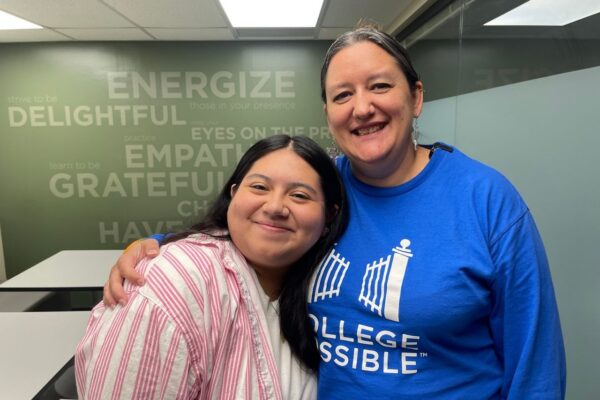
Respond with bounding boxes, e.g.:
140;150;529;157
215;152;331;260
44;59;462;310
324;41;423;181
227;147;327;276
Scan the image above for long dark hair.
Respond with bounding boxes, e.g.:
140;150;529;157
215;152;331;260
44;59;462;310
165;134;347;371
320;27;421;103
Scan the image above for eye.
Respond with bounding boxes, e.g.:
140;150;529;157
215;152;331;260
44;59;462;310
249;183;268;191
332;91;351;103
290;191;311;201
371;82;391;92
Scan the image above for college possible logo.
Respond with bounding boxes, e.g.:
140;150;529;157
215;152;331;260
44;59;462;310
309;239;414;322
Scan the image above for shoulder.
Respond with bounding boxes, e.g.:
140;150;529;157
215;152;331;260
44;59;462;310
444;147;512;185
144;233;241;284
439;146;530;240
134;233;244;326
441;146;523;201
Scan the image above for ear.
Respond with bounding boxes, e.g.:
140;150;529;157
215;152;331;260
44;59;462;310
325;203;340;224
230;184;238;198
330;204;339;218
321;204;338;237
323;103;328;117
413;81;424;118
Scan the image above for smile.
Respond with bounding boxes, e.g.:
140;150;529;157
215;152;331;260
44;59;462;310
254;221;293;233
353;123;386;136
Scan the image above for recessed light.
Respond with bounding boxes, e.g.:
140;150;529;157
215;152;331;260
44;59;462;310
485;0;600;26
0;10;42;30
219;0;324;28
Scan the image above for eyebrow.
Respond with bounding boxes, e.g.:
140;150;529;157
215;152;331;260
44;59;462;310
245;173;319;195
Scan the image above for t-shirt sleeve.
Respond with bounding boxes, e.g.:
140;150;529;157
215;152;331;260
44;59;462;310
149;233;168;243
488;211;566;399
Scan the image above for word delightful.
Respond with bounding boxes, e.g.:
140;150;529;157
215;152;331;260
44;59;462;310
8;105;185;127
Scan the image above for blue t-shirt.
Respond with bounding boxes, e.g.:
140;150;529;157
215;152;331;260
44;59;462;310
307;146;565;399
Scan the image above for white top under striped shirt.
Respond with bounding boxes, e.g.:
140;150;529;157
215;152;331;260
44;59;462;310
75;233;316;400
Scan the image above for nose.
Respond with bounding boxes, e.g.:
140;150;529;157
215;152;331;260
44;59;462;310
352;91;374;120
262;193;290;218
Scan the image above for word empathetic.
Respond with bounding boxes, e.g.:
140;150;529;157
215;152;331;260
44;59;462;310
125;143;244;168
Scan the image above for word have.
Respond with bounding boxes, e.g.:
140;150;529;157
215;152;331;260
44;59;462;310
99;220;183;244
107;71;295;100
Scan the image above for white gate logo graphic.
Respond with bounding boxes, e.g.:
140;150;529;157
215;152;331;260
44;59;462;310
358;239;413;322
308;248;349;303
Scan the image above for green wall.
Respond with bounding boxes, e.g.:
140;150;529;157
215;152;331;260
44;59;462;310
0;41;331;277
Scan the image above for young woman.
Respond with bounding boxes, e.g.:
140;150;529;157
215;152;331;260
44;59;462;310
104;27;566;399
75;135;347;399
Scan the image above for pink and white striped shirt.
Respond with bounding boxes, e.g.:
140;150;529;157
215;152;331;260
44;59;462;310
75;233;316;399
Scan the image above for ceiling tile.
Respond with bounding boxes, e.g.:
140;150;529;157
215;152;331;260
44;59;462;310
0;29;71;42
147;28;234;40
0;0;135;28
55;28;153;41
0;0;418;42
103;0;229;28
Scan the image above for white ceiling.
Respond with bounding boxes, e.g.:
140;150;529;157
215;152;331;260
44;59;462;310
0;0;422;42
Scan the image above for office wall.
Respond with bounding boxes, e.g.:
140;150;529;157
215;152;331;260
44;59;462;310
0;41;331;277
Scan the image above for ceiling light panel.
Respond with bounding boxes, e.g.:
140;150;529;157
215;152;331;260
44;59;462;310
219;0;324;28
485;0;600;26
0;10;42;30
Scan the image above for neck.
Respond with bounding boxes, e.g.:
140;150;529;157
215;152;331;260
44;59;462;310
351;145;429;187
252;265;287;300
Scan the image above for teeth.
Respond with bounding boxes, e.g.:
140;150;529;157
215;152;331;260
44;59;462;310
356;125;383;136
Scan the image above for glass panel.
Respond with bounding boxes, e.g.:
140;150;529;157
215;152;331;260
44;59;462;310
403;1;600;398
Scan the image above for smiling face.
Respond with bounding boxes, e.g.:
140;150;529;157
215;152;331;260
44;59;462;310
227;147;327;280
324;41;423;185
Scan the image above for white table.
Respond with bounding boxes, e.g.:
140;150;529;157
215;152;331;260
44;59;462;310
0;250;121;291
0;311;90;399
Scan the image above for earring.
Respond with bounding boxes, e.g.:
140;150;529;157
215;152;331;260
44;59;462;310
411;118;419;151
326;136;342;159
